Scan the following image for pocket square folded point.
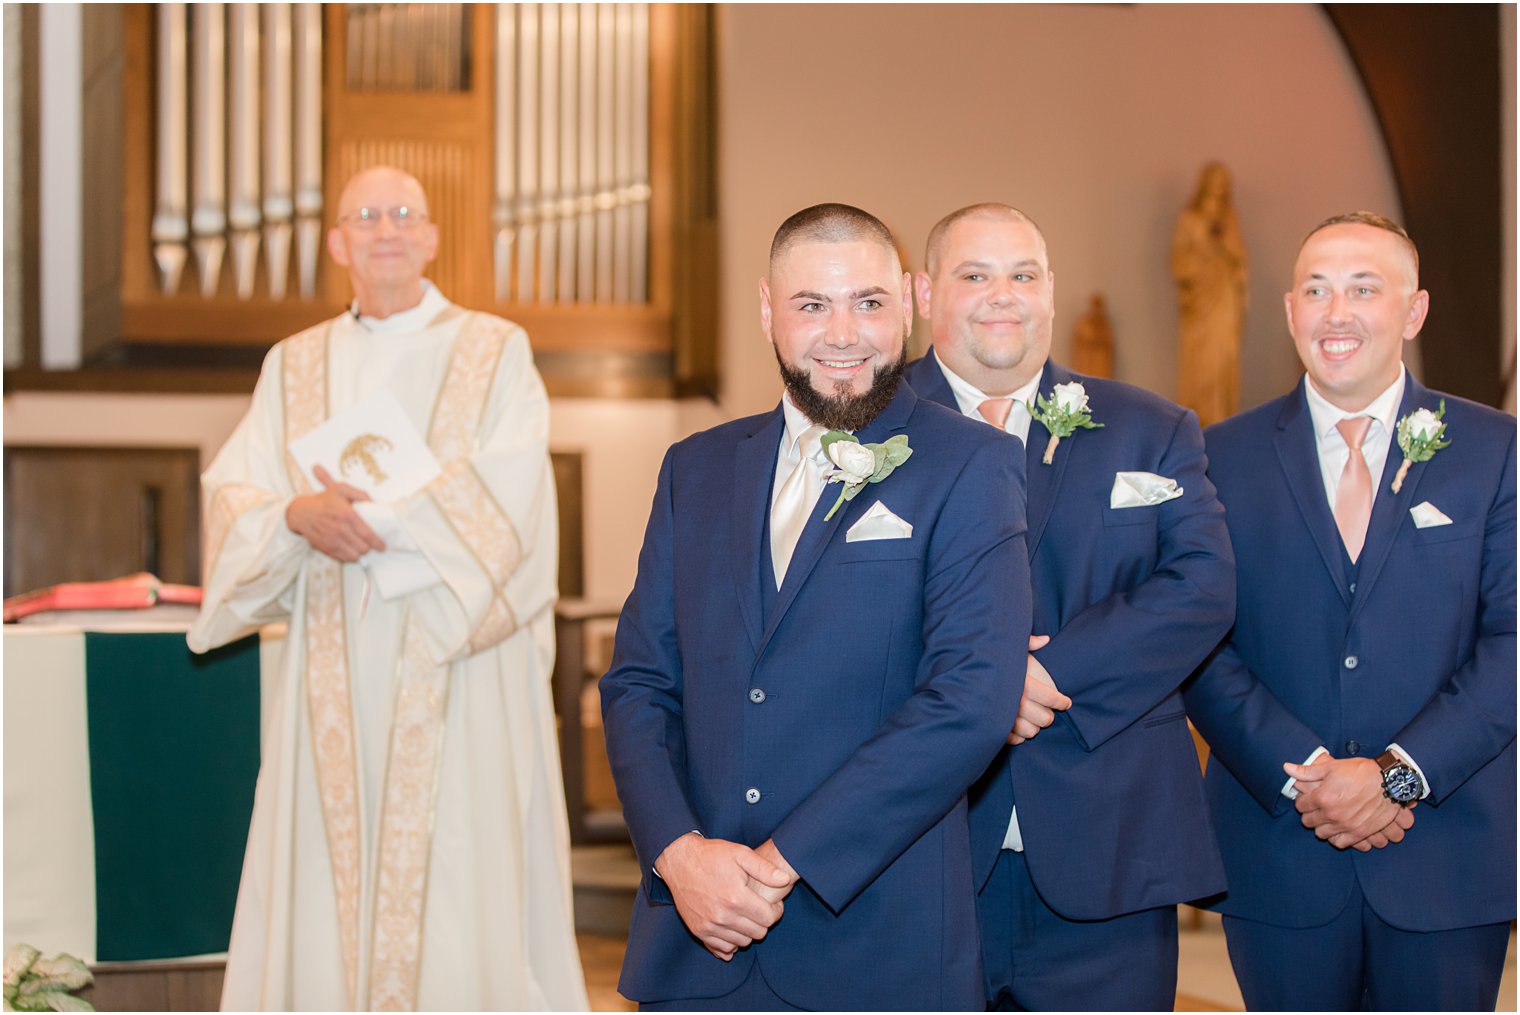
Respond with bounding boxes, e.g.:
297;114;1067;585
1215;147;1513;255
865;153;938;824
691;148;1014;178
1111;471;1184;509
846;500;914;542
1410;501;1453;528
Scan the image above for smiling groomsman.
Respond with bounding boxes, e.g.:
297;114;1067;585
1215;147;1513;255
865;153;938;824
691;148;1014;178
1184;212;1516;1010
906;203;1236;1011
601;203;1031;1010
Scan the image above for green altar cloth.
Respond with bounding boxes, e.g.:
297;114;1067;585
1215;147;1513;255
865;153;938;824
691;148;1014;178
83;633;259;962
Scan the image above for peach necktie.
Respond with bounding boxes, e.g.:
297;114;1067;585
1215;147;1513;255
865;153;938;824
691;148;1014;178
979;398;1015;430
1334;416;1374;562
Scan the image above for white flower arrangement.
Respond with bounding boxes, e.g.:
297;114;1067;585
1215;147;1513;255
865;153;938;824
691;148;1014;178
3;944;93;1012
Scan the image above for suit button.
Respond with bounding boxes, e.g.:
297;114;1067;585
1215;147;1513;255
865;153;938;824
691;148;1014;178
744;788;761;804
1344;655;1359;670
1345;740;1361;756
749;688;766;704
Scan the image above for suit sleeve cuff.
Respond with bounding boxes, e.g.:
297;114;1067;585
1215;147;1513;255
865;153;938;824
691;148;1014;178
1387;742;1432;800
1282;745;1329;800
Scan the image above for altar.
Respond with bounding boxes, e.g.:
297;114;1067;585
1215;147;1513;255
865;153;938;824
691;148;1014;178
3;619;280;964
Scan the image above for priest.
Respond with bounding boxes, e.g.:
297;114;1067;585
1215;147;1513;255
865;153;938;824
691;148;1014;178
188;165;587;1011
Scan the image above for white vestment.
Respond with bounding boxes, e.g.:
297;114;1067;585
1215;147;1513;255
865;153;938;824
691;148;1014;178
189;292;588;1011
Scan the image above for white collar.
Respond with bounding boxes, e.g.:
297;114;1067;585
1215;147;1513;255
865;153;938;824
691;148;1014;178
935;352;1043;411
780;391;828;457
350;280;449;333
1304;364;1406;439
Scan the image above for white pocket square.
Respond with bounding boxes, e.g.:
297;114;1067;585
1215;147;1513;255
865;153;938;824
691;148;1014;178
1410;501;1453;528
846;500;914;542
1110;471;1184;509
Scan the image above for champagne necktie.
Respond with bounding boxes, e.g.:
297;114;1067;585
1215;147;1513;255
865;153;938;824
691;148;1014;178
770;424;828;588
1334;416;1374;562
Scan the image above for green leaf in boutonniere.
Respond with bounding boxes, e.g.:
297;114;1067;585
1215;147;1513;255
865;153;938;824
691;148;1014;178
820;432;913;520
1029;381;1103;464
1391;399;1451;493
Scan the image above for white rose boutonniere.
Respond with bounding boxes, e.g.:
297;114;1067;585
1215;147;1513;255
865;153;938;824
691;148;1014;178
820;431;913;520
1029;381;1104;464
1391;399;1451;493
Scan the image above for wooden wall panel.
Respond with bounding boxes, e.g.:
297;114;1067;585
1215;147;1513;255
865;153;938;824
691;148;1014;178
4;446;201;597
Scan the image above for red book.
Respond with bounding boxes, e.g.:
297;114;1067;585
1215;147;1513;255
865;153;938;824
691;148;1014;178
3;573;202;623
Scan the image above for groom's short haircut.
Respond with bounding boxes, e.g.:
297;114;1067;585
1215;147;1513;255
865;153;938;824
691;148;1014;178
769;203;900;271
1301;210;1420;283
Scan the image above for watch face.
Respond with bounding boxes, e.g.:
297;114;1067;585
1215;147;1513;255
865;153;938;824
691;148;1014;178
1384;765;1422;804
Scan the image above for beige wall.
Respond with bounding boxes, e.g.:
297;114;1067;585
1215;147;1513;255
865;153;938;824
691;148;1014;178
715;4;1402;419
5;4;1409;602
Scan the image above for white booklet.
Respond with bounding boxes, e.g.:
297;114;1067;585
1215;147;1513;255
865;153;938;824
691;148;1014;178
288;389;442;500
288;390;444;599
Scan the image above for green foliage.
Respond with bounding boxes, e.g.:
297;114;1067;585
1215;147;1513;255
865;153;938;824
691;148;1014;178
3;947;92;1013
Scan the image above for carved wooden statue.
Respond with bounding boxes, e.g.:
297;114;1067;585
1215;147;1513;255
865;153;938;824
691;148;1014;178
1071;293;1115;379
1172;161;1247;427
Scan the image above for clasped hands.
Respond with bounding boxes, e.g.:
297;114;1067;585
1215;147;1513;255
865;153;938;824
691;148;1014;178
1008;634;1072;745
654;832;798;961
285;465;386;562
1282;754;1415;852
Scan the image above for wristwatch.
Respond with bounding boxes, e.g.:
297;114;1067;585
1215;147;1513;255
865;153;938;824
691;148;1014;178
1377;749;1424;806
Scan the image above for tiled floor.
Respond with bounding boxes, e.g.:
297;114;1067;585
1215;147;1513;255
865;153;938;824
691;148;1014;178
573;846;1518;1012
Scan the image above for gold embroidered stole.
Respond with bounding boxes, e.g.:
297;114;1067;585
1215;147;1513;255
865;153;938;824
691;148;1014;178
281;322;364;1007
281;312;518;1011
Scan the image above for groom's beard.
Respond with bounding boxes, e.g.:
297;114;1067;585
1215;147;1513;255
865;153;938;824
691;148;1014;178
775;345;907;433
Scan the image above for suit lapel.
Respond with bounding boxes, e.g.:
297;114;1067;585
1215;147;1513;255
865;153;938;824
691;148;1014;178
1025;361;1070;559
1273;380;1353;608
1348;376;1432;620
753;383;919;662
732;409;784;653
908;348;958;407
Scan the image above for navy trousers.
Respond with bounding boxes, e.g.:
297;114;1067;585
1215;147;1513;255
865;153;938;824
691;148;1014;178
1222;877;1509;1011
979;848;1178;1011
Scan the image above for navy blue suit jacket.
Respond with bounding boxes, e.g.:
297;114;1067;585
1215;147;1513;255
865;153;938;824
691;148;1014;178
905;351;1233;919
600;382;1032;1010
1185;374;1516;931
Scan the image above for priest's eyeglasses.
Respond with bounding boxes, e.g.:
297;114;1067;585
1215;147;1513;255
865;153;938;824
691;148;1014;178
338;205;429;230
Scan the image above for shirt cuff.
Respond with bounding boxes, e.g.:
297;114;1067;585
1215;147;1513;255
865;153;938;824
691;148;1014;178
1386;742;1432;800
652;829;704;880
1282;745;1329;800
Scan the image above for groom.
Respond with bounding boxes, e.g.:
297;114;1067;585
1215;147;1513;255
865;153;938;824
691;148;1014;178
601;203;1032;1010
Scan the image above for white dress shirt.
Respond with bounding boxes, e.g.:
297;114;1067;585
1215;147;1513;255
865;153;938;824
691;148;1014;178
1283;365;1430;800
1303;364;1405;514
935;355;1040;446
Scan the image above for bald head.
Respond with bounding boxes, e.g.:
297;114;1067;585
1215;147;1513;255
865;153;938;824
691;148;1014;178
924;203;1047;278
336;165;431;220
769;203;900;275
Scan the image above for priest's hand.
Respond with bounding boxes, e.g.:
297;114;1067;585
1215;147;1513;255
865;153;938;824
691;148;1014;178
286;464;387;562
654;832;789;961
1009;635;1072;745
